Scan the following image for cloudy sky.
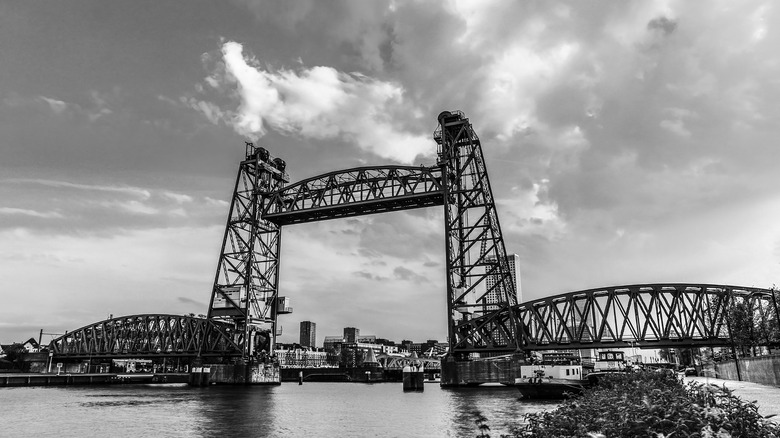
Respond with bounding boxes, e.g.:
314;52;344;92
2;1;779;346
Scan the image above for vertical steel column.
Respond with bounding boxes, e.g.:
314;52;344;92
435;111;522;356
206;143;288;359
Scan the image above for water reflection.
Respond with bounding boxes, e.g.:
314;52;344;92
443;386;558;436
191;386;278;436
3;382;559;437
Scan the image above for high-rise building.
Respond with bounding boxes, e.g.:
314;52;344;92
478;253;522;346
299;321;316;348
343;327;359;343
482;253;522;310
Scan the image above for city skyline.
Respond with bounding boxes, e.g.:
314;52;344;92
2;2;780;346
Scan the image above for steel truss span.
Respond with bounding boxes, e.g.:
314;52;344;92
262;165;445;225
48;314;242;359
468;283;779;351
377;355;441;370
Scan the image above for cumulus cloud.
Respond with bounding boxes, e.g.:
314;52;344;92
39;96;68;114
193;0;780;300
5;0;780;343
193;41;432;163
499;181;565;241
234;0;393;71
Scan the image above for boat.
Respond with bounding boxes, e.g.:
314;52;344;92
586;350;630;385
303;373;352;382
514;363;587;399
592;350;627;372
514;350;635;398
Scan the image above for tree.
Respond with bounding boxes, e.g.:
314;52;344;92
727;301;758;356
2;343;27;370
676;348;695;366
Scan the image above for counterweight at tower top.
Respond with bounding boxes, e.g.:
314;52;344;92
205;111;521;360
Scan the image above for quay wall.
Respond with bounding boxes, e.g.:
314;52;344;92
0;373;189;387
706;355;780;386
191;362;280;385
441;354;524;387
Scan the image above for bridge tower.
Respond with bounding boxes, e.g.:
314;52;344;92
206;142;290;362
434;111;522;362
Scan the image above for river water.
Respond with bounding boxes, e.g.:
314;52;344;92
0;382;558;437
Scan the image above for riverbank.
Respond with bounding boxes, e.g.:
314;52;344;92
0;372;190;387
685;375;780;420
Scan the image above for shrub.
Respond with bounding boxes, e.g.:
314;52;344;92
520;370;780;437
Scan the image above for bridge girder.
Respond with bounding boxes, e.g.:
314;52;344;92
262;165;445;225
458;283;780;352
48;314;241;360
377;354;442;370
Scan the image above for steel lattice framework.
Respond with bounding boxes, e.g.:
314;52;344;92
464;283;780;350
47;283;779;359
204;111;522;359
48;314;241;359
435;111;521;356
262;166;445;225
376;354;441;370
207;143;289;360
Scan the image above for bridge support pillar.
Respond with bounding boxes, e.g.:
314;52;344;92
189;361;281;386
440;354;525;387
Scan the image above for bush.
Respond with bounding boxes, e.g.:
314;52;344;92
520;370;780;437
2;343;27;370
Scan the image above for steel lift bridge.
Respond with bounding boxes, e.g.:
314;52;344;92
207;110;521;362
48;111;779;384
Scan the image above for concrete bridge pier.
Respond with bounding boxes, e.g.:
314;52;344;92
440;353;525;387
189;359;281;386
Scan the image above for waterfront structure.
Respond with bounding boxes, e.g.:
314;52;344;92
323;336;345;354
275;346;336;369
356;334;376;344
343;327;359;343
404;340;447;357
353;342;398;355
299;321;316;348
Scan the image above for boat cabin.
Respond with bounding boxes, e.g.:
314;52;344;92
519;364;583;380
593;350;626;372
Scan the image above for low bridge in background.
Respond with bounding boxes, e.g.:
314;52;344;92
48;283;779;361
48;314;240;360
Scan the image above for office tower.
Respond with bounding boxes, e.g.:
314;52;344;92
299;321;316;348
343;327;359;343
483;253;522;310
